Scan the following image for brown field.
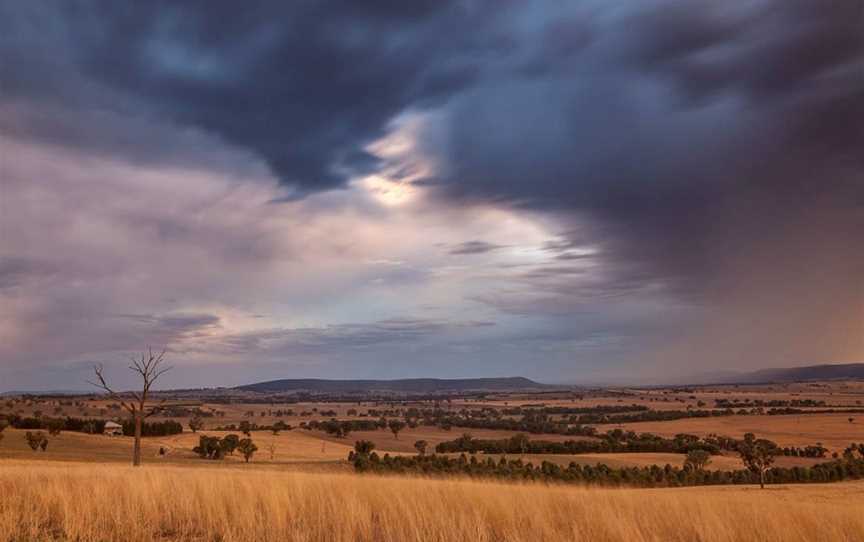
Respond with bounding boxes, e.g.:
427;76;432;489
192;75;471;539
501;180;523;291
0;428;353;466
610;412;864;452
479;380;864;411
5;380;862;470
0;427;825;475
9;379;863;414
2;461;862;542
313;426;596;453
3;381;864;541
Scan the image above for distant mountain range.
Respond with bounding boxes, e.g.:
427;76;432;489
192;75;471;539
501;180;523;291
6;365;863;396
235;377;552;393
694;363;864;384
0;389;88;396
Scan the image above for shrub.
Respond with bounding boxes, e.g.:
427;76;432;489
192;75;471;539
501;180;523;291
238;438;258;463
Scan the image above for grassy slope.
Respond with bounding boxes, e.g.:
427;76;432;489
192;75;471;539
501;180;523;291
1;460;862;542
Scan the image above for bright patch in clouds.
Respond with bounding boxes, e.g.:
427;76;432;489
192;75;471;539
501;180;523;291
2;1;861;391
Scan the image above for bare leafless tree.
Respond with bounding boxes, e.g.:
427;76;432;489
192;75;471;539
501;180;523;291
89;348;171;466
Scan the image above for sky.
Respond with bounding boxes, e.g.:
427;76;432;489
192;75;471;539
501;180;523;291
1;0;862;391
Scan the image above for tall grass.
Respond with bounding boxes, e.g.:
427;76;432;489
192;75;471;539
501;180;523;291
2;461;862;541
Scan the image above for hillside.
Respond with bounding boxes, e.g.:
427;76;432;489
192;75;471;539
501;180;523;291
235;376;551;393
718;363;864;384
3;462;862;542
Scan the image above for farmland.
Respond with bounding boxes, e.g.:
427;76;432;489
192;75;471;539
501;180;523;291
3;380;864;472
3;380;864;541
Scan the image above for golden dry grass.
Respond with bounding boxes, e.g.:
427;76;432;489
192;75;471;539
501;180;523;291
2;460;863;542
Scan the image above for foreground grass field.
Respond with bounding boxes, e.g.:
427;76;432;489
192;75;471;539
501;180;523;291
3;461;863;542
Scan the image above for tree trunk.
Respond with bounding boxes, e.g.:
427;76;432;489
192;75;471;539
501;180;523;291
133;414;143;467
759;469;765;489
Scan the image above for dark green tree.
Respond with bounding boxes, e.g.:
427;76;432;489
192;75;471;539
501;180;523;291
46;418;65;436
188;415;204;433
221;434;240;455
25;431;48;452
351;440;376;471
238;438;258;463
738;433;777;489
414;440;429;456
354;440;376;455
684;449;712;472
510;433;530;456
272;420;289;435
388;419;406;440
193;435;224;459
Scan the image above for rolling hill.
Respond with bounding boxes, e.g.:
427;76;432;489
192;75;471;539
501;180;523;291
234;377;552;393
704;363;864;384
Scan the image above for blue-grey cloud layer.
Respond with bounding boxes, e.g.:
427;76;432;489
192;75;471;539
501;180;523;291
1;0;862;389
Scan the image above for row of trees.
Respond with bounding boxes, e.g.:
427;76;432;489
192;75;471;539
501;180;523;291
3;415;71;434
714;398;828;408
397;403;864;432
348;437;864;489
214;419;293;435
435;431;724;455
2;414;183;438
499;405;649;416
777;445;828;458
299;418;407;439
192;434;258;462
433;431;826;466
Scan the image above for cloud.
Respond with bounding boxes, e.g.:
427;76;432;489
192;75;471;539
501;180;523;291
0;257;59;290
0;126;552;389
1;0;861;389
447;241;507;255
189;317;497;358
0;1;500;195
409;0;864;369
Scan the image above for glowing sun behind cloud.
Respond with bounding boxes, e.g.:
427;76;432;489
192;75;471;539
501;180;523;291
356;111;442;207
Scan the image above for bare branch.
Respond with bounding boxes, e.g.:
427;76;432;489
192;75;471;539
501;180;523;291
144;398;168;418
87;364;135;414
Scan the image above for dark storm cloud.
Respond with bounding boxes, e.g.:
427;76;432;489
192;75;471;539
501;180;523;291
424;0;863;316
1;0;862;382
447;241;506;255
0;257;58;289
6;1;858;209
0;0;506;193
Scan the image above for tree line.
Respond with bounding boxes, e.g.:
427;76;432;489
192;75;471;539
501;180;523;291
1;414;183;437
434;431;723;455
192;434;258;462
348;438;864;489
433;431;827;459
